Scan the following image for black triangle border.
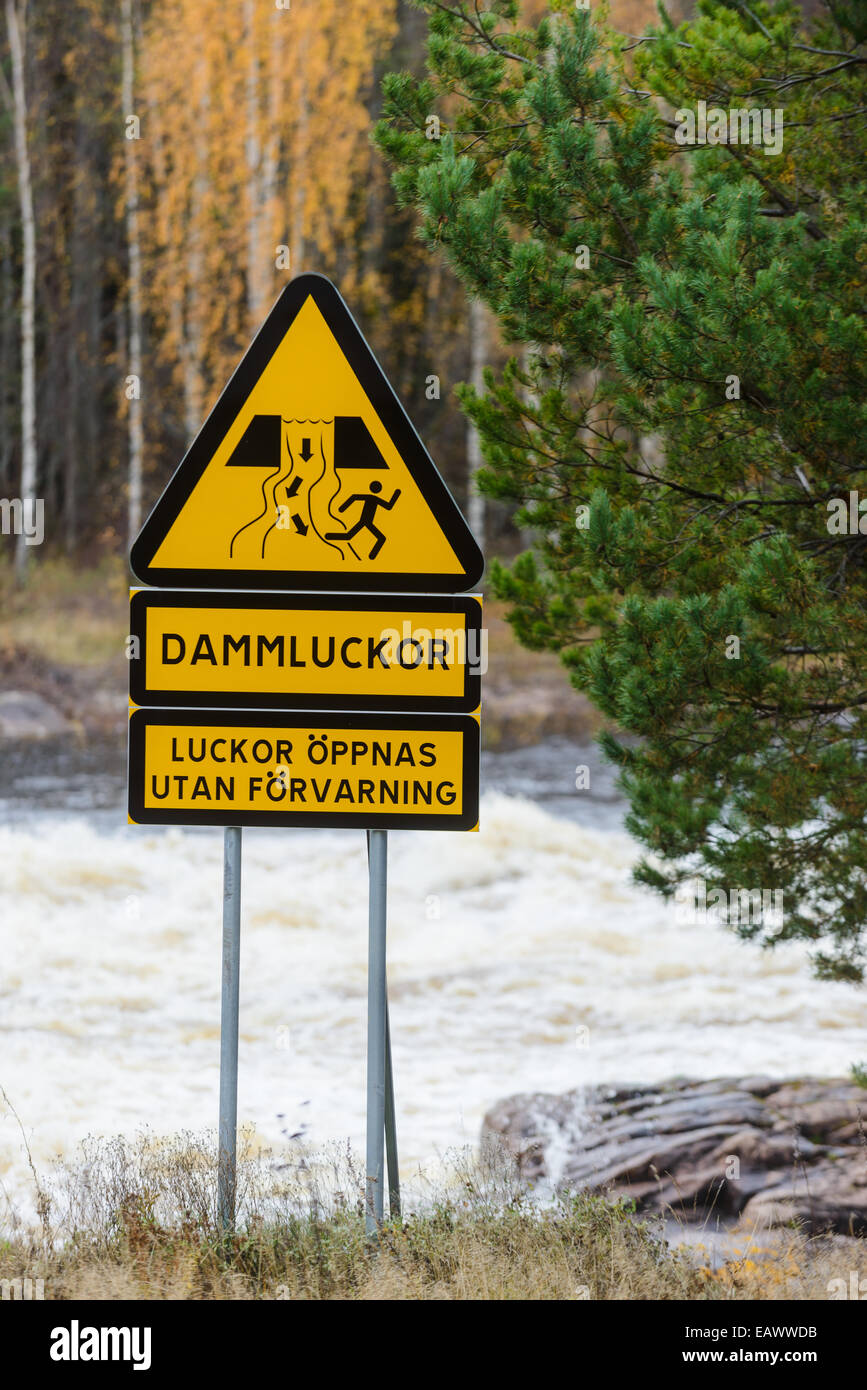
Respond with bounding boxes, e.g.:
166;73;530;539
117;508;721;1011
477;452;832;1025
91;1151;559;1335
130;274;484;593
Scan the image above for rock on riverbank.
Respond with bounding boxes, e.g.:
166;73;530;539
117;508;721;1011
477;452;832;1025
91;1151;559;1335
0;689;72;739
483;1076;867;1234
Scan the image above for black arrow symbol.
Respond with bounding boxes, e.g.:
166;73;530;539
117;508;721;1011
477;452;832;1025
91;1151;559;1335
292;514;308;536
299;438;314;461
285;477;302;499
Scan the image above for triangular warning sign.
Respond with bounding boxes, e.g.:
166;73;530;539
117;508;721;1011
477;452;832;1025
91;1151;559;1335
130;275;484;593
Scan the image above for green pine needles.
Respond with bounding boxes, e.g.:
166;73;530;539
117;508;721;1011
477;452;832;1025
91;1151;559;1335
376;0;867;981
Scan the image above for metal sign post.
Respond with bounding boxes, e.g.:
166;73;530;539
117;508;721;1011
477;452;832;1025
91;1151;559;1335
365;828;388;1232
218;826;242;1230
365;829;400;1233
384;998;401;1219
127;274;482;1241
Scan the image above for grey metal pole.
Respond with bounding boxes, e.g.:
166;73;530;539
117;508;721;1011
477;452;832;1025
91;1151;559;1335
384;998;401;1219
366;831;400;1222
365;828;388;1233
218;826;242;1231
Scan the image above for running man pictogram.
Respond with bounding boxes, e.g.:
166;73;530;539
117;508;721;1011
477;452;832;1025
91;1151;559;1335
325;479;401;560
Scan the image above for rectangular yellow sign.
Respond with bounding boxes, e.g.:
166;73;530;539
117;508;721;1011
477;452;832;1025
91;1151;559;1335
128;710;480;830
129;591;482;713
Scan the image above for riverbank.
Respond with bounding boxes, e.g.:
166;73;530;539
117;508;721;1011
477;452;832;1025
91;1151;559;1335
1;1128;861;1300
0;556;600;749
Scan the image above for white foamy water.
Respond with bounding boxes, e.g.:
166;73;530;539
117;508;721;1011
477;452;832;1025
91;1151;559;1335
1;792;863;1214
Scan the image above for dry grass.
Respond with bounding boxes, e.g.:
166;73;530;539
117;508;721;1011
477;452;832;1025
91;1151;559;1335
0;552;548;684
0;554;129;669
1;1129;862;1301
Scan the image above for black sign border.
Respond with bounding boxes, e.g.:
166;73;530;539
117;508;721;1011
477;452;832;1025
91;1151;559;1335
129;590;483;713
129;274;484;593
128;709;480;831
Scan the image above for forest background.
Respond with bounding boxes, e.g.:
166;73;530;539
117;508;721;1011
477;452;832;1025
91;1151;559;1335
0;0;747;568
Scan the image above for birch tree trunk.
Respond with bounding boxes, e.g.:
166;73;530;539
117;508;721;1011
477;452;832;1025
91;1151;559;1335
290;26;310;278
0;205;13;490
466;297;487;550
65;115;84;553
122;0;144;550
180;62;207;448
260;11;284;307
245;0;261;321
6;0;36;581
518;343;539;552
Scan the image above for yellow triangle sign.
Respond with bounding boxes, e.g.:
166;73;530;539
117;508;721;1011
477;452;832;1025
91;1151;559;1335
131;275;484;592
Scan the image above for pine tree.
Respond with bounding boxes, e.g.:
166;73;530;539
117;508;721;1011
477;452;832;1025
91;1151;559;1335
376;0;867;981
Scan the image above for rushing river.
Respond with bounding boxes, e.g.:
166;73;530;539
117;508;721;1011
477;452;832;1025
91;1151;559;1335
0;733;863;1215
